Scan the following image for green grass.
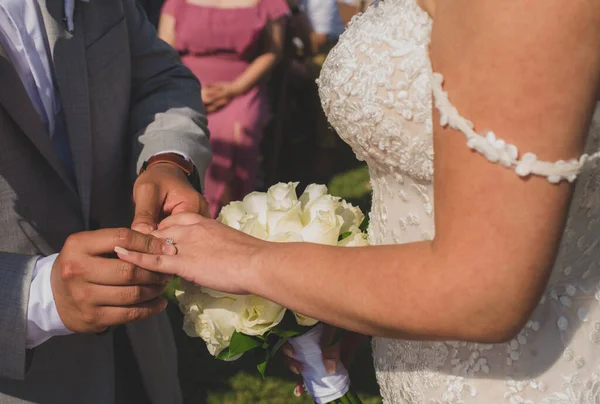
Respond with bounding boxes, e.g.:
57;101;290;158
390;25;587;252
168;140;379;403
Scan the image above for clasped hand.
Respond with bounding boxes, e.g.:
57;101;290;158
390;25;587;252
116;212;367;388
201;82;241;113
51;163;208;333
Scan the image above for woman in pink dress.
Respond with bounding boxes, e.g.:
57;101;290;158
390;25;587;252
159;0;290;217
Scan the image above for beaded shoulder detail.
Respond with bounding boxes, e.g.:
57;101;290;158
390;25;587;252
432;73;600;183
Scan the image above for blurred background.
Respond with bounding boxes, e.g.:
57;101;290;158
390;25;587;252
139;0;379;402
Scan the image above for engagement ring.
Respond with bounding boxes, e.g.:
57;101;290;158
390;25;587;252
166;238;175;245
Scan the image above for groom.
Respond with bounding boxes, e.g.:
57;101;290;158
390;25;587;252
0;0;210;403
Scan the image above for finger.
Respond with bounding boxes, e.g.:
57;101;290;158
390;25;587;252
170;193;203;217
151;226;191;245
199;198;210;218
84;257;172;285
321;326;340;375
281;343;295;359
115;228;177;256
158;213;205;229
91;284;166;306
322;343;341;375
202;98;216;106
114;247;181;276
214;98;229;108
66;228;174;256
132;182;162;234
294;378;305;397
97;297;168;328
283;356;303;375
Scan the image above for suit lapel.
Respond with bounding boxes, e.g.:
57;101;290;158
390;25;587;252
0;42;78;197
39;0;92;227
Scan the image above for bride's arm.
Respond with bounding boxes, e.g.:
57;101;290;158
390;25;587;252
117;0;600;343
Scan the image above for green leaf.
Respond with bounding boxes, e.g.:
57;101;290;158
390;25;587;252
216;332;262;360
270;311;313;339
257;349;270;379
270;337;290;359
344;389;363;404
230;331;262;354
330;390;362;404
215;348;238;361
257;360;268;379
270;328;303;339
339;231;353;241
161;276;181;301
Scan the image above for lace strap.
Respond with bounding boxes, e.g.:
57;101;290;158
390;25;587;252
431;73;600;183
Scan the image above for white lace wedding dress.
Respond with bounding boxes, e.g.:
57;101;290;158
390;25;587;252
317;0;600;402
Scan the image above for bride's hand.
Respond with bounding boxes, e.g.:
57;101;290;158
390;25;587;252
282;327;368;396
114;213;264;295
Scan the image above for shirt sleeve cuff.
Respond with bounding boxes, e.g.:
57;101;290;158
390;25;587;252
152;150;192;162
26;254;73;349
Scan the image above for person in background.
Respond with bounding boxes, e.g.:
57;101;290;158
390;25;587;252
158;0;290;218
277;0;344;186
297;0;345;55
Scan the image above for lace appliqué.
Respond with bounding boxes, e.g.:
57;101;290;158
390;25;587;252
317;0;434;182
432;73;600;184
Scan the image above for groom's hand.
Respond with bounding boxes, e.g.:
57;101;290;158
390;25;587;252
132;162;209;235
51;228;176;334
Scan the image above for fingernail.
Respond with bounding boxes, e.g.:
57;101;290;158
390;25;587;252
293;386;302;397
324;359;337;375
114;246;129;256
290;365;300;375
282;346;294;358
162;243;177;255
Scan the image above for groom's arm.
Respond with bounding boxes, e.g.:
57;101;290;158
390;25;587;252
123;0;211;188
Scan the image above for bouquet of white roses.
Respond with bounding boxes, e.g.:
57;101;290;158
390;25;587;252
173;183;368;404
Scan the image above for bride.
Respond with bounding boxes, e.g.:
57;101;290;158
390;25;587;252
117;0;600;402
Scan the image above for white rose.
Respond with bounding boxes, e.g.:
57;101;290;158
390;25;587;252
267;182;299;211
267;202;304;235
301;210;344;245
239;214;269;240
302;194;342;225
200;286;245;300
338;232;369;247
217;201;247;230
336;201;365;234
294;312;319;327
299;184;328;209
178;291;239;356
233;295;287;336
243;192;269;227
268;232;304;243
